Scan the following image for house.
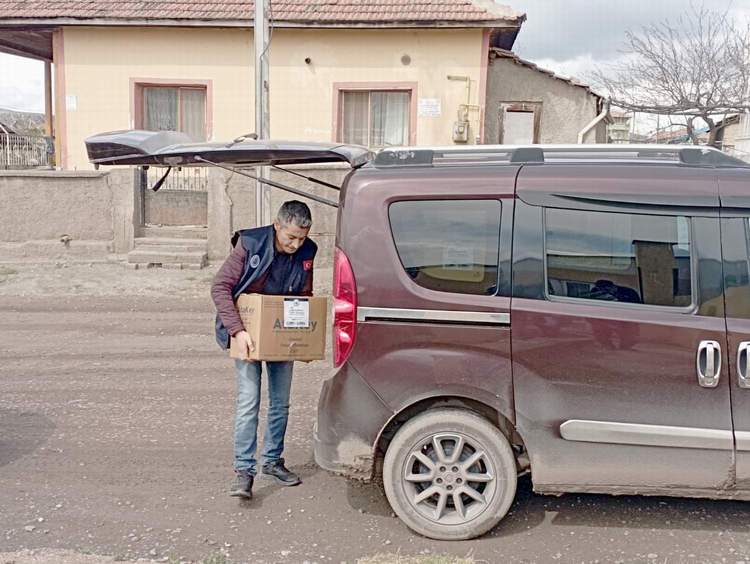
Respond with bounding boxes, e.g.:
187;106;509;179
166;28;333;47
0;1;620;269
0;0;526;170
484;49;609;144
735;114;750;159
714;114;744;159
607;111;631;144
645;125;709;145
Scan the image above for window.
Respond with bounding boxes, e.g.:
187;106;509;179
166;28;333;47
340;90;410;148
389;200;502;296
545;208;692;307
723;217;750;318
137;85;207;141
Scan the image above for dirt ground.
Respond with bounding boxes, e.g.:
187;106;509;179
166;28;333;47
3;263;750;564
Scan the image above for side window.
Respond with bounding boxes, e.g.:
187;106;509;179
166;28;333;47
723;217;750;318
545;208;692;307
389;200;502;296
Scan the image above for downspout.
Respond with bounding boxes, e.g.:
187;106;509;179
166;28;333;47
577;98;610;144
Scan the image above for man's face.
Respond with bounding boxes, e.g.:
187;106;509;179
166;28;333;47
273;220;310;254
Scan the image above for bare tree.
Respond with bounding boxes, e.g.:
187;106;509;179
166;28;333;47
594;4;750;145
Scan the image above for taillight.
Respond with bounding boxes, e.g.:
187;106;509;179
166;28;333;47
333;247;357;367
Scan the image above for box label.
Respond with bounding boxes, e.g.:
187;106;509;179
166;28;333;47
283;298;310;328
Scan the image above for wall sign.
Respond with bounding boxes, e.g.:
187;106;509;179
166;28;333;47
418;98;441;118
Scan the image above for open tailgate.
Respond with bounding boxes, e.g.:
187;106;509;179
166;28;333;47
85;130;372;168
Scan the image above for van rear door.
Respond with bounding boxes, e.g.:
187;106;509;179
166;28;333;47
85;130;372;168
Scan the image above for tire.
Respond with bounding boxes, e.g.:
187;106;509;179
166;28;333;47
383;408;517;540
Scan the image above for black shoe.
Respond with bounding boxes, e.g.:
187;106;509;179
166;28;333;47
261;459;301;486
229;471;254;498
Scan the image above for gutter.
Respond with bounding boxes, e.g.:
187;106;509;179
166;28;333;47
577;98;610;144
0;17;522;29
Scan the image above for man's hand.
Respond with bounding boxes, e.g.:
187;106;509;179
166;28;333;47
234;330;255;358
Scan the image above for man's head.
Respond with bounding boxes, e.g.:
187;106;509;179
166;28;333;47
273;200;312;254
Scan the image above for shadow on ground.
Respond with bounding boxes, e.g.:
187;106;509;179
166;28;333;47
0;408;56;468
343;473;750;537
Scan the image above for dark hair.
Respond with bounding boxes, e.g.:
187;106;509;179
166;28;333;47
277;200;312;228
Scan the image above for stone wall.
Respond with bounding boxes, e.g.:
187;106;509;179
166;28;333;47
0;164;346;266
484;56;607;145
0;169;136;262
145;189;208;226
207;164;350;267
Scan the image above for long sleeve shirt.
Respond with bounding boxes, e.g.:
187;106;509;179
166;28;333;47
211;240;314;337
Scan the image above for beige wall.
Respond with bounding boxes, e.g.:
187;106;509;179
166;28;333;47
60;26;485;170
268;28;484;146
61;27;254;170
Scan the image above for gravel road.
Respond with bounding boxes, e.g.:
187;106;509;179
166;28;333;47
2;263;750;563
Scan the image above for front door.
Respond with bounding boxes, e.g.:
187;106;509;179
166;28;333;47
720;170;750;487
512;165;734;493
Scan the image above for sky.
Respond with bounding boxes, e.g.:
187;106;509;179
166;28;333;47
510;0;750;84
1;0;749;115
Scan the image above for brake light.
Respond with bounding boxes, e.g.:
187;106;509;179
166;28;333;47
333;247;357;367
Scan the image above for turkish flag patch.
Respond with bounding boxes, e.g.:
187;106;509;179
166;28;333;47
303;260;313;271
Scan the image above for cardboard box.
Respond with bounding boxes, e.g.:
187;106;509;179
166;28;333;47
229;294;328;362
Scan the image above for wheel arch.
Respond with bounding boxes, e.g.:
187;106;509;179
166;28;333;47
373;394;529;481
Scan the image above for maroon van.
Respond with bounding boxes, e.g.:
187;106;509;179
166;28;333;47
314;145;750;540
85;133;750;541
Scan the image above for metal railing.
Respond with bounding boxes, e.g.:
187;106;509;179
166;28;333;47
0;133;54;169
145;166;208;192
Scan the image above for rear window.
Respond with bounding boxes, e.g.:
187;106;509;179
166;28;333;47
389;200;502;296
545;208;692;308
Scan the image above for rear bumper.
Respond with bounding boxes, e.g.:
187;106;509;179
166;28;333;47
313;362;393;481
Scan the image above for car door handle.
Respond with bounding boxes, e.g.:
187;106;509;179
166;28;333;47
739;342;750;389
697;340;722;388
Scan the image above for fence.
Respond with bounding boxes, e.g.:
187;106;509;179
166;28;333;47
145;166;208;192
0;134;53;169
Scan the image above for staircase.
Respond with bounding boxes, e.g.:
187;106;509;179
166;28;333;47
128;225;208;269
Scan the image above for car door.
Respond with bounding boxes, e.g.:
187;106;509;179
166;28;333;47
719;169;750;488
512;164;734;494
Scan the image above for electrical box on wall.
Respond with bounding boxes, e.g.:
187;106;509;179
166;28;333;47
452;121;470;143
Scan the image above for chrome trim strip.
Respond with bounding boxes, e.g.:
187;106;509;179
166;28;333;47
560;420;733;451
356;307;510;326
735;432;750;452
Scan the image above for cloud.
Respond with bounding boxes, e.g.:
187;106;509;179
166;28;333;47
0;54;44;112
529;53;600;83
510;0;750;63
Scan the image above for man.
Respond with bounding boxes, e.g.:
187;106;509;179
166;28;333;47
211;200;317;499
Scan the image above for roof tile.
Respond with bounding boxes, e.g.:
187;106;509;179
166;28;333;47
0;1;524;24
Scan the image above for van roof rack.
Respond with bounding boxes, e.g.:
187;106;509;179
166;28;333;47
373;144;750;168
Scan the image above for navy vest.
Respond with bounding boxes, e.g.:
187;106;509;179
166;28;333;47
214;224;317;349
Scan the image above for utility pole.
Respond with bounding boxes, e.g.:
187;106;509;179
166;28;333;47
255;0;271;226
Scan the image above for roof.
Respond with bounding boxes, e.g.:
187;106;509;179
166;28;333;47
490;48;604;99
0;121;17;135
716;114;741;129
0;1;525;27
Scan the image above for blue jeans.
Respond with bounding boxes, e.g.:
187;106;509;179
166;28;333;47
233;360;294;475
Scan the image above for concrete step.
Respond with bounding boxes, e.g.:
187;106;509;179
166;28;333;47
134;237;208;253
127;249;207;267
140;225;208;240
